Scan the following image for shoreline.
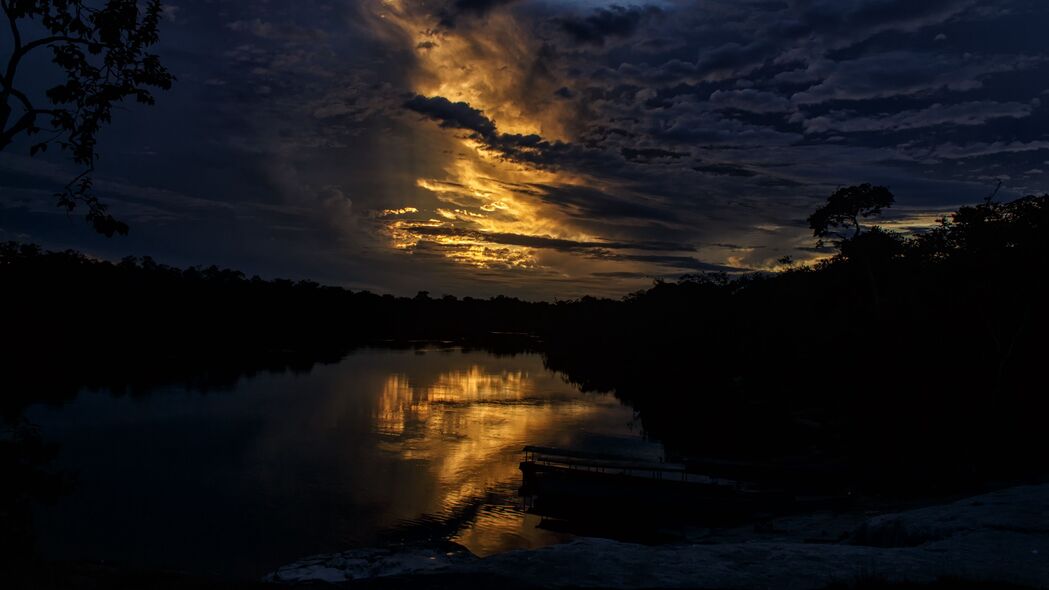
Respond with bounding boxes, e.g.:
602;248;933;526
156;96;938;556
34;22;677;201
11;483;1047;589
267;483;1049;589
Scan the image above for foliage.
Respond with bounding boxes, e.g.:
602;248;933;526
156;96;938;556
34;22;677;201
807;183;895;246
0;0;173;235
0;420;71;565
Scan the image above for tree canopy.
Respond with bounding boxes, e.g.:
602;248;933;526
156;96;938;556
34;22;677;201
0;0;173;235
807;183;895;246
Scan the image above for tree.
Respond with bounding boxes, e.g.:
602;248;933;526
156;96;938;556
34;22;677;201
0;0;173;236
807;183;895;246
837;225;905;264
807;184;897;311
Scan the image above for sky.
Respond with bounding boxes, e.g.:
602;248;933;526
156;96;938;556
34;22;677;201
1;0;1048;298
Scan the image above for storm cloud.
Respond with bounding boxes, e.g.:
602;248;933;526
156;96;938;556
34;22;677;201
3;0;1048;298
404;95;498;137
559;5;662;46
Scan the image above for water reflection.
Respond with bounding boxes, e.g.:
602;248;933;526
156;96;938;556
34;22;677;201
375;367;538;436
373;365;627;555
25;348;655;577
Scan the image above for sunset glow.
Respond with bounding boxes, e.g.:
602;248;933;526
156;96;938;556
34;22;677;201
4;0;1045;297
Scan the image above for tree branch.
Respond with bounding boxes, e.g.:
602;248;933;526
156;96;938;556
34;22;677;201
0;109;36;148
3;1;21;55
17;35;96;59
1;1;21;134
6;35;95;93
2;2;22;92
6;85;33;113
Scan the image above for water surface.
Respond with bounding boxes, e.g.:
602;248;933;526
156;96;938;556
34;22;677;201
26;348;656;578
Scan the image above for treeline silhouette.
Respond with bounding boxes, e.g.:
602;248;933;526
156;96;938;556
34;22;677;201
0;243;545;415
544;192;1049;493
2;192;1048;494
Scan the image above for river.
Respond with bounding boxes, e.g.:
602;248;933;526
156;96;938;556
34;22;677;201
24;347;660;578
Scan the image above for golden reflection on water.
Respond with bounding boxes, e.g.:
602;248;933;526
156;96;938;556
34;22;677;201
372;364;628;555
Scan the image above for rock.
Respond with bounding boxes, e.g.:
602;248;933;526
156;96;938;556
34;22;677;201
264;485;1049;588
264;542;477;584
852;484;1049;547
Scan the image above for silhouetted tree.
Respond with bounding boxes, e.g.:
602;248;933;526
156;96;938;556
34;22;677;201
807;184;895;247
914;196;1049;397
838;226;906;264
807;184;897;308
0;0;173;235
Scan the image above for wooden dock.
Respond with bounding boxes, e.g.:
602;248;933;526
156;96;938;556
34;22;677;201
521;445;739;486
519;446;853;525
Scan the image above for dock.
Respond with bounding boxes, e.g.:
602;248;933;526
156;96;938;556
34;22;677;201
519;445;798;525
521;445;739;486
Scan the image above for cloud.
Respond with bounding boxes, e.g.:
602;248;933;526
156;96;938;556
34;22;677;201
803;100;1038;133
649;112;801;146
401;225;691;252
9;0;1048;298
690;40;780;82
403;95;497;137
533;183;681;223
620;147;688;161
226;18;326;41
708;89;793;113
791;0;979;43
597;253;750;273
438;0;521;27
559;5;662;46
591;271;653;279
791;52;1039;104
693;163;758;177
926;140;1049;160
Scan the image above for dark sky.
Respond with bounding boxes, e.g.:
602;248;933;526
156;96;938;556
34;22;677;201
2;0;1048;298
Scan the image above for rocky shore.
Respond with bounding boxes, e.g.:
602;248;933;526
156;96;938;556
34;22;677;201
267;484;1049;589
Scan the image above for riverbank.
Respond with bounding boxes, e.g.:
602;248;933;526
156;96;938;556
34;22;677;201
265;483;1047;589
